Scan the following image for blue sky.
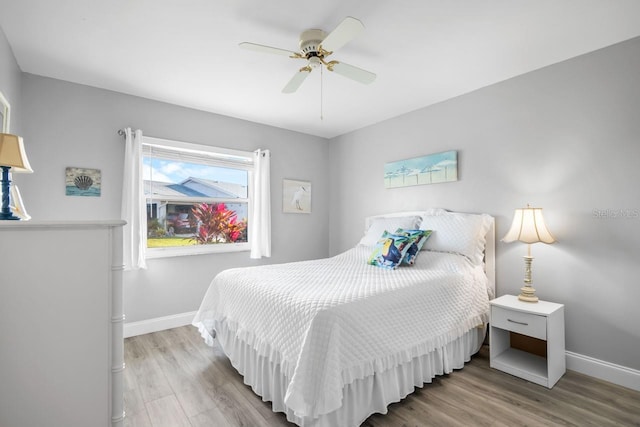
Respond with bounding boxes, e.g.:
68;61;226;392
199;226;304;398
143;158;247;186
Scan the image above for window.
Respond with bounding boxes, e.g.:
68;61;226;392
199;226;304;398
142;137;253;257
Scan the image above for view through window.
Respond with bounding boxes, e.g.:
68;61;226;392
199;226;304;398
143;140;252;254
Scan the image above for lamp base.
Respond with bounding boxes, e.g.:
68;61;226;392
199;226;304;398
1;166;20;220
518;285;539;303
0;212;20;220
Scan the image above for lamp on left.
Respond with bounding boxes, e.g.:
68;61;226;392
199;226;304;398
0;133;33;220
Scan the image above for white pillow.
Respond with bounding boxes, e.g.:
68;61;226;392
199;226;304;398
419;213;493;265
359;216;421;246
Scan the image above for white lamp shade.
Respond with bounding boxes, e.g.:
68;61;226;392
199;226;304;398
0;133;33;173
503;206;556;244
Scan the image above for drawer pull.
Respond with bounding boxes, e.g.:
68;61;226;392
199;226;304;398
507;318;528;326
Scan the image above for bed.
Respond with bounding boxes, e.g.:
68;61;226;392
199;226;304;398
193;209;495;426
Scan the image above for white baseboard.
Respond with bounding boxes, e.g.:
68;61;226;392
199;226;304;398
124;311;197;338
566;351;640;392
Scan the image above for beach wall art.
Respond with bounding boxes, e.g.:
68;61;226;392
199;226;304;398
283;179;311;213
65;167;102;197
384;150;458;189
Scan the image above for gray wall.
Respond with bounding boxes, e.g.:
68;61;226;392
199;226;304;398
17;74;330;322
329;37;640;371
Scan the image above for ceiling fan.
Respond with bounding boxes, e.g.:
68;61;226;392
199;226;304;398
239;16;376;93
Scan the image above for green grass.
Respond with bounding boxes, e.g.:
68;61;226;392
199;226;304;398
147;237;197;248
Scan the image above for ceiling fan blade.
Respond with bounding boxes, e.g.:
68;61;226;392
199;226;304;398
320;16;364;53
282;67;312;93
329;62;376;84
239;42;298;57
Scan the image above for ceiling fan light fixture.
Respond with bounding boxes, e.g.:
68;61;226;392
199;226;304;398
308;57;322;68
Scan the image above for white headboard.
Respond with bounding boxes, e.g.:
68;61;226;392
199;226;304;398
364;210;496;298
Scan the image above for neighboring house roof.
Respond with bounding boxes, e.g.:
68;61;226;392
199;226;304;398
181;177;247;198
144;178;246;199
145;181;187;197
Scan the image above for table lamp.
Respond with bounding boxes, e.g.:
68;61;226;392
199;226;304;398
502;205;556;302
0;133;33;220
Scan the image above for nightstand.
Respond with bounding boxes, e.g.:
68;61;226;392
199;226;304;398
490;294;565;388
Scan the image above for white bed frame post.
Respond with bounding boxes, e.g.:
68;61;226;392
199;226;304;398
485;218;496;297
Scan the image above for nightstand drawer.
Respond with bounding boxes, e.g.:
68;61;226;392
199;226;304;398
492;306;547;340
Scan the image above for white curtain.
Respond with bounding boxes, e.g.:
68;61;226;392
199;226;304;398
250;149;271;258
121;128;147;270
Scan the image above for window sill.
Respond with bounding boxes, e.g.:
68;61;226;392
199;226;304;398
146;242;250;259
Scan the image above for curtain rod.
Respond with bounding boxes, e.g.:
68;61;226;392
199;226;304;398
117;128;143;138
117;128;142;137
116;129;263;158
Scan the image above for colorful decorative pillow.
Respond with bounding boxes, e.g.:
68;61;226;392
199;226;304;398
394;229;433;264
367;231;416;269
419;213;493;265
358;216;421;246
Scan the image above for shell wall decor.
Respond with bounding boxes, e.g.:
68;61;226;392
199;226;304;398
65;167;101;197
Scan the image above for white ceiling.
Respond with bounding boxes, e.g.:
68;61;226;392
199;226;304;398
2;1;640;138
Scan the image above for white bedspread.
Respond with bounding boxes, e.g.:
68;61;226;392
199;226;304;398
193;246;490;419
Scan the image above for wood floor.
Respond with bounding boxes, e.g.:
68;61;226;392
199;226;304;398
124;326;640;427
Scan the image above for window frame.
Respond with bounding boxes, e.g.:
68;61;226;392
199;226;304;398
142;136;253;259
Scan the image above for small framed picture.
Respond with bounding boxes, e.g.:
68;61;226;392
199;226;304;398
283;179;311;214
65;167;101;197
0;91;10;133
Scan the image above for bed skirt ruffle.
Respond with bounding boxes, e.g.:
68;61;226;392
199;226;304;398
198;320;485;427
